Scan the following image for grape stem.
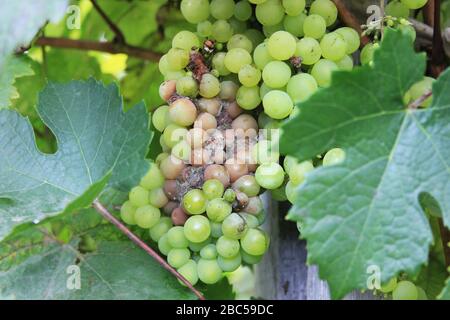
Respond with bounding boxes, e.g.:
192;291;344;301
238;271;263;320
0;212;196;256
92;199;206;300
430;0;446;77
91;0;126;44
332;0;369;46
407;90;432;109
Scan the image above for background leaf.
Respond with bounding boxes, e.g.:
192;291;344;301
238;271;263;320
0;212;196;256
281;30;450;299
0;56;34;108
0;79;152;241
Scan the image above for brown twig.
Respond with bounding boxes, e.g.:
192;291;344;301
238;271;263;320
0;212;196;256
438;219;450;268
431;0;446;77
91;0;126;44
423;0;435;27
408;90;432;109
35;37;162;61
92;199;205;300
332;0;369;46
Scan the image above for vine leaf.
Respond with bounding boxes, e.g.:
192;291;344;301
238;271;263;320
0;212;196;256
281;29;450;299
439;277;450;300
0;79;152;242
0;56;34;108
0;239;195;299
0;0;68;69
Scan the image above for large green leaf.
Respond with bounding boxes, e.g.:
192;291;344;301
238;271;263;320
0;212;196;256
0;0;68;69
440;278;450;300
0;79;152;241
0;239;195;299
0;56;34;108
281;30;450;299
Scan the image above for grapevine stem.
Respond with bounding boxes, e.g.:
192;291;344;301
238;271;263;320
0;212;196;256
92;199;206;300
91;0;126;44
407;90;432;109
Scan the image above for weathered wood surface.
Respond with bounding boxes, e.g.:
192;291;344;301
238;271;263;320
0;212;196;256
255;193;380;300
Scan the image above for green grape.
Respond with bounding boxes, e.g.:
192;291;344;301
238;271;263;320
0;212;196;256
167;226;189;248
210;0;235;20
236;86;261;110
233;175;261;197
176;76;199;97
295;37;321;65
400;0;427;9
416;287;428;300
210;221;223;238
222;213;249;240
120;201;137;225
268;31;297;60
262;61;291;88
216;236;240;258
184;215;211;243
158;54;173;75
197;258;223;284
177;259;198;286
166;48;189;70
285;180;298;204
223;189;236;203
129;186;149;207
211;20;234;43
220;81;239;100
287;73;318;103
255;0;285;26
171;140;191;162
135;205;160;229
152;105;170;133
253;43;274;70
197;20;213;37
158;234;173;255
240;213;260;228
228;34;253;53
263;22;284;37
188;238;211;252
241;250;263;264
360;43;379;65
225;48;253;74
229;18;247;34
218;253;242;272
392;281;418;300
168;248;191;268
255;162;285;190
244;29;266;48
249;0;268;3
283;13;307;37
163;124;187;149
251;140;280;164
149;217;173;242
336;55;354;71
169;99;197;127
407;77;434;107
234;0;253;21
182;189;207;215
311;59;338;87
172;31;200;51
303;14;326;39
79;235;97;253
212;52;231;76
310;0;338;26
149;188;169;208
397;24;416;43
203;179;225;200
282;0;306;16
241;228;268;256
289;161;314;185
199;73;221;99
335;27;361;54
380;277;398;293
283;155;298;174
244;196;264;215
271;184;288;202
320;32;347;61
180;0;210;24
206;198;232;222
263;90;293;119
386;1;410;18
239;65;261;87
323;148;346;166
200;244;218;260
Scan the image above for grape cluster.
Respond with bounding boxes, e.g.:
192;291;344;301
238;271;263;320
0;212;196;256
379;277;428;300
119;0;362;286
